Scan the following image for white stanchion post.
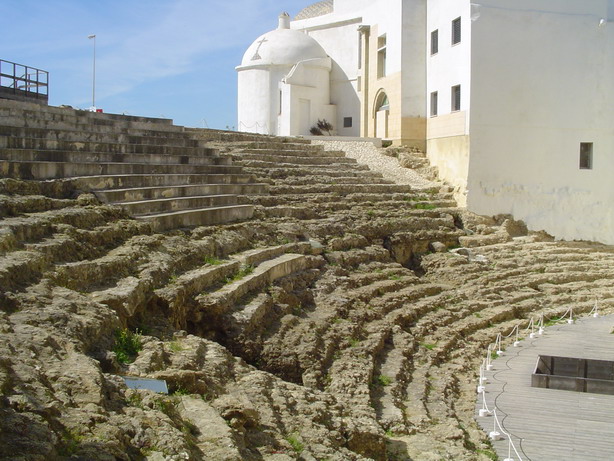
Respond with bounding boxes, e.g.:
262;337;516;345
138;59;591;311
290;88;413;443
567;307;574;324
489;409;502;440
478;363;487;393
513;325;520;347
478;390;491;417
503;438;515;461
496;333;504;356
527;317;536;339
486;345;494;371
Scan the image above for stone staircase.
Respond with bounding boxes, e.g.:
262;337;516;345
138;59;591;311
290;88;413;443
3;100;614;460
0;99;266;231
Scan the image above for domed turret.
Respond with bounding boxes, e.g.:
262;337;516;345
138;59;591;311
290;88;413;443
237;13;335;137
239;13;327;69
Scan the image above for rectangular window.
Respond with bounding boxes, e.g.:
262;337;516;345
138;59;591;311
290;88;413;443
451;85;461;112
344;117;353;128
377;34;387;78
452;17;461;45
431;30;439;55
580;143;593;169
430;91;438;117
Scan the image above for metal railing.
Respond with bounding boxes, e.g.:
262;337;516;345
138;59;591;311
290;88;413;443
0;59;49;102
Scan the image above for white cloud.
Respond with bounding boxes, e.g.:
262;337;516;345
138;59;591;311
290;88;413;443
92;0;289;101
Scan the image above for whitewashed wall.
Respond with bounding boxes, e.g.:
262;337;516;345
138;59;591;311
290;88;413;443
401;0;427;119
425;0;472;203
237;68;273;134
304;23;362;136
467;0;614;244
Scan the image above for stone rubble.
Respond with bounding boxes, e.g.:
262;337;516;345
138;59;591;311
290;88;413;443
1;114;614;461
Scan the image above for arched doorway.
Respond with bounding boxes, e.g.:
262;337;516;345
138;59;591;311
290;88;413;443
374;91;389;138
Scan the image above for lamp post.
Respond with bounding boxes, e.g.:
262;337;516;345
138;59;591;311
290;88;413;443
87;34;96;110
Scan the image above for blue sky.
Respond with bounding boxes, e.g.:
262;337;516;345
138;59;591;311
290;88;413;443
1;0;312;129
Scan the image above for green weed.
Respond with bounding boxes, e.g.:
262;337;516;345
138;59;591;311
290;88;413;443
204;256;223;265
544;316;562;327
375;374;392;387
420;342;437;351
476;448;498;460
172;386;191;396
113;328;142;364
286;434;304;453
58;429;83;456
225;264;254;284
126;391;144;409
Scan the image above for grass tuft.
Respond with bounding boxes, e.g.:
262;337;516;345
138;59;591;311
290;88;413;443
113;328;142;364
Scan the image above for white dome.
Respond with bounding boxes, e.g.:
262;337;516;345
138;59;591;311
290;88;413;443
240;15;327;68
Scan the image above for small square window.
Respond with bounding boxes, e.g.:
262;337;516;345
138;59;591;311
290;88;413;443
452;17;461;45
580;143;593;169
430;91;438;117
451;85;461;112
344;117;353;128
431;30;439;55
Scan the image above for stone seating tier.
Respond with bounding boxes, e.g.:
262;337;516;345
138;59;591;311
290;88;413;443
0;99;269;230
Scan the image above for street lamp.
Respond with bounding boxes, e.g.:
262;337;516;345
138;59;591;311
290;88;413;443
87;34;96;110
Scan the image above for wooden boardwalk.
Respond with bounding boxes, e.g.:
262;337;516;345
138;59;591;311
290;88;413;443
475;315;614;460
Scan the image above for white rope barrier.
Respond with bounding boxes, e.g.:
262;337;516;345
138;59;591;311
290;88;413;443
238;121;269;131
491;409;524;461
478;301;608;459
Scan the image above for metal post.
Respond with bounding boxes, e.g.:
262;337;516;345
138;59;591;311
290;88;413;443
88;34;96;108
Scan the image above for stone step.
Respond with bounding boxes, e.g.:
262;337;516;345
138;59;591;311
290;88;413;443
0;125;209;148
1;111;181;134
0;160;243;180
69;173;257;192
194;253;307;319
134;204;255;231
268;184;415;195
239;148;345;158
0;250;47;291
233;153;356;165
0;100;179;132
154;260;241;321
274;175;395;186
243;141;323;151
95;183;267;203
235;159;370;171
242;166;384;180
0;148;228;166
0;137;216;157
116;194;239;215
0;194;74;218
234;242;313;267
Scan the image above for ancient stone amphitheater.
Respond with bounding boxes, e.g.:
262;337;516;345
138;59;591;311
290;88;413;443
1;99;613;461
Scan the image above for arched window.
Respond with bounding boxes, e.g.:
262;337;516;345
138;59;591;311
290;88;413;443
374;91;390;115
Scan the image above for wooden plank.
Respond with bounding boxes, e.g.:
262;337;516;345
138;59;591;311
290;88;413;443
475;315;614;460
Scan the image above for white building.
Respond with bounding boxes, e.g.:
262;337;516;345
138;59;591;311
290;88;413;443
237;0;614;244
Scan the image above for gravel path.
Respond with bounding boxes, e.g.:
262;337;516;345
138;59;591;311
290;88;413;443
312;140;441;190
